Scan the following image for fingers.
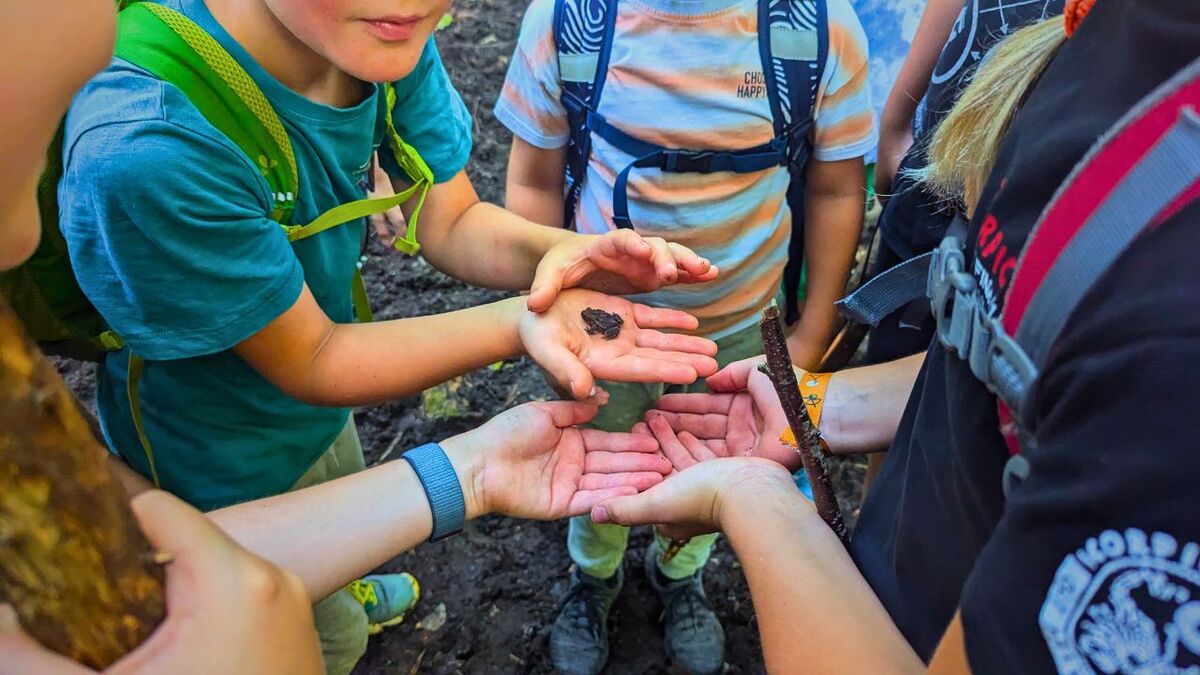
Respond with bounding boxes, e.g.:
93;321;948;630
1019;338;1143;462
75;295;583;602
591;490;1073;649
579;472;666;491
646;410;729;440
705;355;767;392
580;428;659;453
589;488;670;527
369;212;393;246
567;486;640;516
635;329;718;357
631;421;653;437
537;400;601;429
745;364;785;415
678;431;719;462
644;237;679;284
629;347;718;379
529;341;597;400
631;303;700;331
647;413;698;471
592;229;653;263
528;258;566;314
592;353;698;386
665;241;714;280
655;392;736;416
583;450;672;475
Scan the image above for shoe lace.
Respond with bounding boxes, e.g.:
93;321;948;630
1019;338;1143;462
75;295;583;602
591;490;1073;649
662;580;710;634
556;580;606;638
346;579;379;609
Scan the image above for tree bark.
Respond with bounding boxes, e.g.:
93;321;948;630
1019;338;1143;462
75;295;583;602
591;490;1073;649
0;299;164;669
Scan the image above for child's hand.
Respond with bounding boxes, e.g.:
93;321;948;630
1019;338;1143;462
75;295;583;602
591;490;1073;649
518;288;719;399
441;401;673;521
590;456;798;541
367;154;405;248
528;231;720;313
642;355;803;472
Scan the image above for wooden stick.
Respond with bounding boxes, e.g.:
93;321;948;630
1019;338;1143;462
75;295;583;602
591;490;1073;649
759;306;849;545
0;299;164;668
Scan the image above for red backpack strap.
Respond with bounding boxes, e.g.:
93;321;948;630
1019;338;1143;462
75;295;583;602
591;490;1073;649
995;57;1200;463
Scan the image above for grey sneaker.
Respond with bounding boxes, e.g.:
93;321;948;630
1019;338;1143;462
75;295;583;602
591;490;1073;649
550;566;624;675
645;544;725;675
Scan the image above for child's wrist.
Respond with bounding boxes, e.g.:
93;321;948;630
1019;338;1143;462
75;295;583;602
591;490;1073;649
492;296;528;360
439;433;488;521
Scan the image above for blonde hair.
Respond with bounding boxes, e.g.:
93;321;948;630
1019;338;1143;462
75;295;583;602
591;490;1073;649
914;17;1067;216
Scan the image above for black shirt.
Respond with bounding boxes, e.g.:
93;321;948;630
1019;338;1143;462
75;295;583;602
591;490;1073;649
849;0;1200;671
878;0;1064;261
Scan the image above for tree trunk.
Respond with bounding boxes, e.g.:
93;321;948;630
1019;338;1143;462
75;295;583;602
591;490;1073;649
0;299;164;669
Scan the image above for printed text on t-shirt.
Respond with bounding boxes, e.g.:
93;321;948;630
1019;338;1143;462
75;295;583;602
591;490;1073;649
738;71;767;98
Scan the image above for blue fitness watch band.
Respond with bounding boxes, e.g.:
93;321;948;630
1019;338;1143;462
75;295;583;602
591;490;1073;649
402;443;466;542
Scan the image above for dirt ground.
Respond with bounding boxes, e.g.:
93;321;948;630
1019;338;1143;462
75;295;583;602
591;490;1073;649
55;1;868;672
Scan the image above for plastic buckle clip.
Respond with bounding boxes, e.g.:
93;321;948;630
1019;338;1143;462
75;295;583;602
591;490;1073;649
662;150;716;173
986;321;1039;419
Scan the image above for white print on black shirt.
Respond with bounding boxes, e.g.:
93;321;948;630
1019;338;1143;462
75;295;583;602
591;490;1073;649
931;0;1058;86
1040;528;1200;674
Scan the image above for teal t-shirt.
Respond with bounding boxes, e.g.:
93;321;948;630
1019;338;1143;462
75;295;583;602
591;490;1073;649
60;0;472;510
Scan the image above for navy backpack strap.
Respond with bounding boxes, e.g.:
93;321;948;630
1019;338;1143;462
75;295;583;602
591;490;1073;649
759;0;827;140
762;0;828;324
554;0;618;229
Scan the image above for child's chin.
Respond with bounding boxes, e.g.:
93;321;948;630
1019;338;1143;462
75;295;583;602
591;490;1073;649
337;43;427;84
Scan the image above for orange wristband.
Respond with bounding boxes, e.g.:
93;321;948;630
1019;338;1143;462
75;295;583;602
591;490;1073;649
780;372;832;449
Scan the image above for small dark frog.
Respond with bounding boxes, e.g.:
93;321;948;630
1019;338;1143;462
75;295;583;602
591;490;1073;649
581;308;624;340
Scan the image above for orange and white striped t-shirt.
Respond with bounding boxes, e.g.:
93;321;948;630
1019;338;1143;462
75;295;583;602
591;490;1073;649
496;0;876;339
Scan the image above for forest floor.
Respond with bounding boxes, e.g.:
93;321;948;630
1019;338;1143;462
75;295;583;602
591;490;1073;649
57;1;869;671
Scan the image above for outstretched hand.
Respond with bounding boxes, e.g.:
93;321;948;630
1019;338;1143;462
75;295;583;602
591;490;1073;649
591;457;801;541
520;288;718;400
442;400;674;522
528;230;719;313
643;356;802;471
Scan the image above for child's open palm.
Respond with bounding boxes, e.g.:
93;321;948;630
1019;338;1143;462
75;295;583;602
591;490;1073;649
519;289;719;400
641;356;804;472
446;401;673;521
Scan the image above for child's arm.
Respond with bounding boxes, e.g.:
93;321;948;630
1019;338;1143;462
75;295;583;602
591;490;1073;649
505;136;567;227
874;0;966;199
789;157;865;370
401;169;717;313
234;283;718;404
206;400;669;601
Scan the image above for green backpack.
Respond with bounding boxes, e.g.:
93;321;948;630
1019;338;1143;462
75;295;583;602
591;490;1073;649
0;1;433;483
0;0;432;356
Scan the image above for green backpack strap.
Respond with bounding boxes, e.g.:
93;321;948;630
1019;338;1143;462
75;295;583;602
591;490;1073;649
281;83;435;256
115;2;299;223
379;82;435;255
109;3;439;484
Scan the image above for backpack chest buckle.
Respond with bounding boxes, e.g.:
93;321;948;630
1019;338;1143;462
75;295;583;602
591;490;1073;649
661;150;716;174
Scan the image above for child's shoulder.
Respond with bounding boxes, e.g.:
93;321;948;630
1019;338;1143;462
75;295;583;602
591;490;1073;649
515;0;559;38
67;62;169;137
823;0;869;46
65;59;250;170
